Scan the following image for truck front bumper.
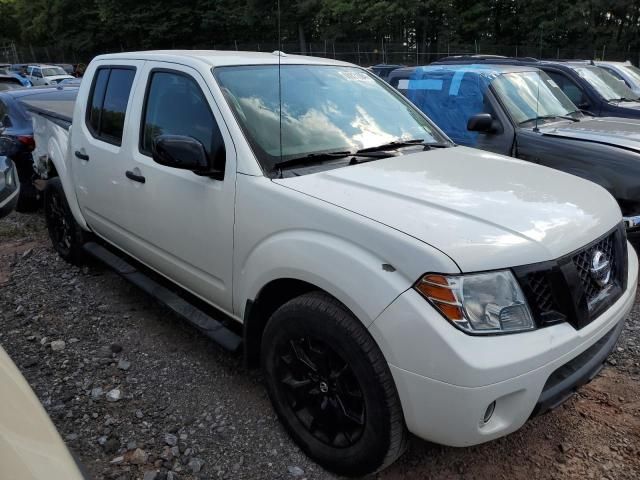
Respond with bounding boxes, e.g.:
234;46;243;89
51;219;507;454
369;246;637;447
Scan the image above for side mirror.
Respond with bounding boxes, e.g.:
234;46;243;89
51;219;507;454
152;134;223;178
578;102;591;111
467;113;494;133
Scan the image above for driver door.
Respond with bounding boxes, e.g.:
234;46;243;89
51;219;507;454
117;62;237;312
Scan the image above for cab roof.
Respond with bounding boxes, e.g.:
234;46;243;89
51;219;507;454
92;50;353;68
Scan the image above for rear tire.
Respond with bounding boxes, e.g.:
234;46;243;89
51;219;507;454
261;292;408;476
44;177;86;265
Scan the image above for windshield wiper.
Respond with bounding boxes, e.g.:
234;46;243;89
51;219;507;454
274;150;354;170
519;114;579;126
356;139;448;153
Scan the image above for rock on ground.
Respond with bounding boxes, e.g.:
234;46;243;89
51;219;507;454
2;212;640;480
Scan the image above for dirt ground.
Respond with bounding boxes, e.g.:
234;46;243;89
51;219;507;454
1;211;639;480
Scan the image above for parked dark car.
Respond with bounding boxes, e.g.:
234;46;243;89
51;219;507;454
0;85;79;211
0;155;19;218
0;74;24;92
388;63;640;231
55;63;75;75
431;55;640;119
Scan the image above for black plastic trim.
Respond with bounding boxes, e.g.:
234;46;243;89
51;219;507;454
530;318;624;417
83;241;242;352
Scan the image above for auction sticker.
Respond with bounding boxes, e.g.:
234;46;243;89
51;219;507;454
340;71;373;82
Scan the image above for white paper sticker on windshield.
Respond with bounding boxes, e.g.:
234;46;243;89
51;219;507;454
340;71;374;82
547;79;559;88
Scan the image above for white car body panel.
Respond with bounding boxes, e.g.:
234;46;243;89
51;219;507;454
27;50;638;452
0;346;85;480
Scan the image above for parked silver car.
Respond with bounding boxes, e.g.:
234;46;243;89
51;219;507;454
595;61;640;96
25;65;74;86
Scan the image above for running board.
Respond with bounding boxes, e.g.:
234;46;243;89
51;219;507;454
83;242;242;352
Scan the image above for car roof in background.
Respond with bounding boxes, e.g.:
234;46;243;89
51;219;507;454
389;63;538;80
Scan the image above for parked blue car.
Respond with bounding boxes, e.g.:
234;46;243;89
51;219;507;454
432;56;640;119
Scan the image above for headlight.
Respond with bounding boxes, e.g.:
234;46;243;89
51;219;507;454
415;270;535;334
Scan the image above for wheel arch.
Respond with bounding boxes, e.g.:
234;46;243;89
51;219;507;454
34;117;89;231
243;277;319;368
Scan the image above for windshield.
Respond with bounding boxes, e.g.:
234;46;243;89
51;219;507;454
214;65;446;171
42;67;67;77
623;64;640;86
491;70;578;125
571;65;639;101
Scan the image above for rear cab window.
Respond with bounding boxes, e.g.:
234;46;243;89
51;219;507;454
86;66;136;146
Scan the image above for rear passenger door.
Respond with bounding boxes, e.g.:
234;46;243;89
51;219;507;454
118;62;237;312
72;62;139;242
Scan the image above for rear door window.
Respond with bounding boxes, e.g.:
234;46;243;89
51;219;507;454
86;67;136;145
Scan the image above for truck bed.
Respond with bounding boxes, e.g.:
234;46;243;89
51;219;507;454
19;87;78;129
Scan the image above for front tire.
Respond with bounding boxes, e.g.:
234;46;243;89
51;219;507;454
44;177;86;265
261;292;408;476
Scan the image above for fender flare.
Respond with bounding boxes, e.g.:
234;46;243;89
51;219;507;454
235;229;423;328
38;122;90;231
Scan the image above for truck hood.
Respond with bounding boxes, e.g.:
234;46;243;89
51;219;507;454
540;117;640;151
274;147;620;272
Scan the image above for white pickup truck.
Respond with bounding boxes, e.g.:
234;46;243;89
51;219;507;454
27;50;638;476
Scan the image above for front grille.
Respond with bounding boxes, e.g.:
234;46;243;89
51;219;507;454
513;224;627;330
520;270;565;326
572;233;616;306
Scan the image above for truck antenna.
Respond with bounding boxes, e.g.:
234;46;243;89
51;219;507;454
277;0;283;172
533;71;541;132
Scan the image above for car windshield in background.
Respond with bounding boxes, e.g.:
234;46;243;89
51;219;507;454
491;71;578;125
623;64;640;84
572;65;639;101
42;67;67;77
214;65;445;171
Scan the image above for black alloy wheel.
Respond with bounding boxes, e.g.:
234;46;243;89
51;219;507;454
262;291;408;476
275;335;366;448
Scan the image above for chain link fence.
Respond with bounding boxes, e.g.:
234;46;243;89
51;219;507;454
3;41;640;67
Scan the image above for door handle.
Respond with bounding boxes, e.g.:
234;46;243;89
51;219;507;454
74;150;89;161
125;170;146;184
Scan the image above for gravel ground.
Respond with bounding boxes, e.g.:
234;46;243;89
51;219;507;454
1;211;640;480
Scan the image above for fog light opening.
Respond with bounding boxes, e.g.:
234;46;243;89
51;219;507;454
483;401;496;424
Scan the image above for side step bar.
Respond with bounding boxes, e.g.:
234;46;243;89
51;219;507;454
83;242;242;352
